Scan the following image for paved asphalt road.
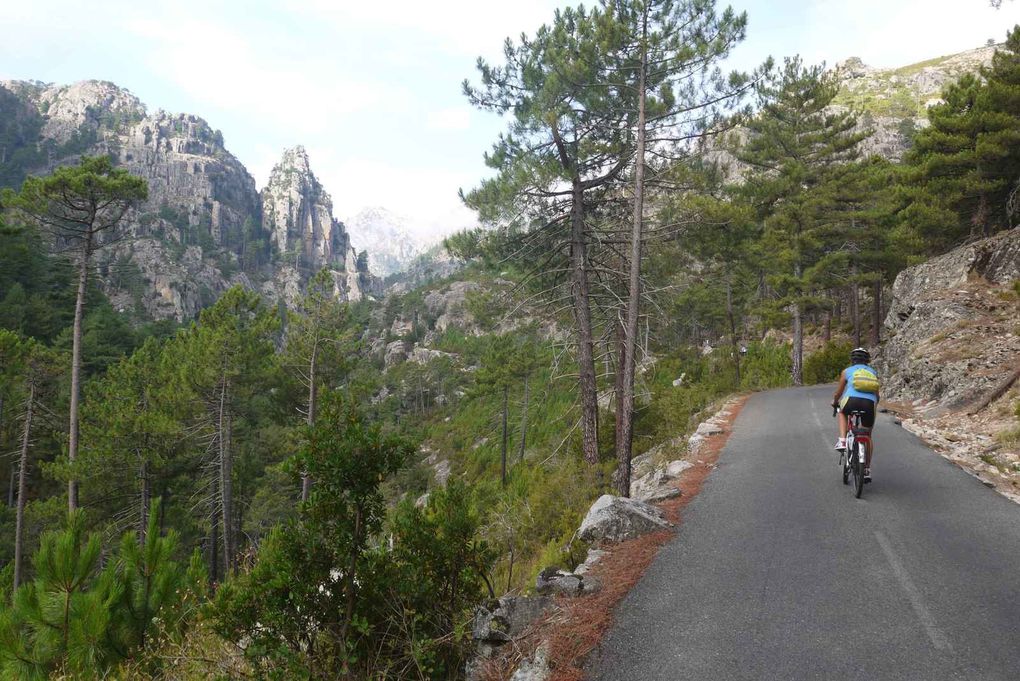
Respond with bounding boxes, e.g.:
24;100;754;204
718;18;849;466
589;386;1020;680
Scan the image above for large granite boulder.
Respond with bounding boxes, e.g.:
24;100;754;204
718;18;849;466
577;494;672;544
472;596;551;644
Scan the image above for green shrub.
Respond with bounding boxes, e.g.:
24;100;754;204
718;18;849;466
740;341;793;390
804;341;853;384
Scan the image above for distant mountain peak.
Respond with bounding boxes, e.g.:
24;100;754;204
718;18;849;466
347;207;428;277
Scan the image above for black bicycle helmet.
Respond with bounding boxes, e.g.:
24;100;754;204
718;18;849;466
850;347;870;364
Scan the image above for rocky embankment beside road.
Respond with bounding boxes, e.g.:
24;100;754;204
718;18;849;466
877;226;1020;500
466;396;745;681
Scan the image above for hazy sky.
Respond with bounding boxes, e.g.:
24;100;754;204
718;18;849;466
2;0;1018;238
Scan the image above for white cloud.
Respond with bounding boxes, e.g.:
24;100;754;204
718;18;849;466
284;0;562;60
120;11;413;134
302;147;476;236
426;106;472;131
802;0;1020;68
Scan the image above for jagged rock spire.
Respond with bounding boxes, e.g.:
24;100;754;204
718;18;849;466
261;145;350;271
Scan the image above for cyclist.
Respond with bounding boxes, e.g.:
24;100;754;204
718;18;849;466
832;347;880;482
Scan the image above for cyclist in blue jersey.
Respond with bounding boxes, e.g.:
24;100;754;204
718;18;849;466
831;347;880;482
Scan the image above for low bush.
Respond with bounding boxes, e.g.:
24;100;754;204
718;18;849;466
804;341;854;385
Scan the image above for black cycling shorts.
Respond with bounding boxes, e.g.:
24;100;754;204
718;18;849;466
841;396;876;428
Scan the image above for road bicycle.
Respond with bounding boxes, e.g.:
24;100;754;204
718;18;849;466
834;405;871;499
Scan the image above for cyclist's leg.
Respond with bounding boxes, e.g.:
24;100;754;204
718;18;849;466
838;397;850;440
860;401;876;471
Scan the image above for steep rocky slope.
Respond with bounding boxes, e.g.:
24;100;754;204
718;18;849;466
831;45;996;161
0;79;375;320
706;43;996;175
877;226;1020;498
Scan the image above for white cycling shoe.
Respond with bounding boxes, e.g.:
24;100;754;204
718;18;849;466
834;438;847;451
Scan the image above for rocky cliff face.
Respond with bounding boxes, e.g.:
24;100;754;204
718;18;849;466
832;46;996;161
0;79;377;320
259;146;375;306
878;226;1020;413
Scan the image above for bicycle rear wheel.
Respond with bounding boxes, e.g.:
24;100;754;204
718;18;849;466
854;442;866;498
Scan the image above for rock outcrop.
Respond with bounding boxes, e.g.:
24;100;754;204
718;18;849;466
577;494;672;544
259;146;375;306
878;226;1020;413
0;79;380;320
832;45;996;162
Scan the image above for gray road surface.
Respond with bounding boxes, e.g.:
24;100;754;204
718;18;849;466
589;386;1020;680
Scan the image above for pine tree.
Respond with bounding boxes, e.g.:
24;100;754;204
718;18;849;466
0;333;59;590
7;157;147;511
79;337;185;544
107;500;185;655
282;268;350;501
0;511;118;679
901;27;1020;250
462;4;632;466
976;25;1020;229
735;57;869;385
177;286;278;576
602;0;755;495
475;334;537;486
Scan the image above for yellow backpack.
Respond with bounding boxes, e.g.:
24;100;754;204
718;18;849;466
851;367;880;394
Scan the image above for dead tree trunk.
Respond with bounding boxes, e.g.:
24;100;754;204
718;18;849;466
139;458;150;545
208;496;219;584
301;340;318;502
570;178;600;465
13;379;36;589
218;374;234;575
616;10;649;497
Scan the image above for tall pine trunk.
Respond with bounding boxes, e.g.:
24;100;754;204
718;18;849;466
727;276;741;384
218;374;234;574
870;280;882;346
208;497;219;584
139;458;150;545
500;386;508;486
849;262;861;347
518;374;529;463
13;379;35;589
614;320;626;455
68;233;93;511
616;8;649;497
570;178;600;465
301;342;318;502
792;261;804;386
